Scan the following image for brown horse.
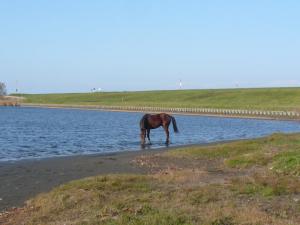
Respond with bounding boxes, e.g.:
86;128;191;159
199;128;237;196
140;113;179;145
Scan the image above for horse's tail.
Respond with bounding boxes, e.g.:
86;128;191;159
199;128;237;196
140;114;148;130
171;116;179;133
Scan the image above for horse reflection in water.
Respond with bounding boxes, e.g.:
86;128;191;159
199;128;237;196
139;113;179;146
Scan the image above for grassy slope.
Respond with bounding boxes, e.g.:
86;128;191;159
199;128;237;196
16;87;300;111
4;133;300;225
167;133;300;175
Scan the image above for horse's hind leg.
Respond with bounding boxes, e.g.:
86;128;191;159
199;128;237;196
140;129;146;145
163;126;170;145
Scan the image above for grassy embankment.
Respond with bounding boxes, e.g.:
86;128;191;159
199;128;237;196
3;133;300;225
16;87;300;111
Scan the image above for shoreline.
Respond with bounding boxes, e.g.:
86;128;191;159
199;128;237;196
0;139;237;164
0;139;237;212
0;148;152;212
20;103;300;121
1;104;300;212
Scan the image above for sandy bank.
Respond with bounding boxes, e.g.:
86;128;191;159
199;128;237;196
0;147;170;211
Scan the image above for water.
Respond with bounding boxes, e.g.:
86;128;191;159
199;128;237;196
1;107;300;162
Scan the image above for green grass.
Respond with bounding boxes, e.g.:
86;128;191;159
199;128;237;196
272;151;300;176
166;133;300;199
15;87;300;111
231;181;282;197
166;133;300;175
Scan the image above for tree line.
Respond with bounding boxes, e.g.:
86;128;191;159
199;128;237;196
0;82;7;96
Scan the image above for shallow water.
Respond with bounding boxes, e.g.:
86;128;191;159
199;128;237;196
1;107;300;161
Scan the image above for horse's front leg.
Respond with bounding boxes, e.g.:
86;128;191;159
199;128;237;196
140;129;146;145
147;129;152;144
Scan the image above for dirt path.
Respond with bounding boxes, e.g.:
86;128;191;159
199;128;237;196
133;153;252;186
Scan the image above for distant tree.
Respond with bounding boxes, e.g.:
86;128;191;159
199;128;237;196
0;82;7;96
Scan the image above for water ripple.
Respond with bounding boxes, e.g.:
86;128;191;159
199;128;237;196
1;107;300;162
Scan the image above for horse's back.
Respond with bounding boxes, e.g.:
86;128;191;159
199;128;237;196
159;113;170;120
140;113;173;129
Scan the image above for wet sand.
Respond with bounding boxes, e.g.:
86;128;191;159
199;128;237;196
0;149;163;212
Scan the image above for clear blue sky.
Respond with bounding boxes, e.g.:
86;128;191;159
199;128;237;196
1;1;300;93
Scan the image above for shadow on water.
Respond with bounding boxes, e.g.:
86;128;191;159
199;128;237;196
140;141;171;150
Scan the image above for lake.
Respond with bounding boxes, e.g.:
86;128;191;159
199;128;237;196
1;106;300;162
